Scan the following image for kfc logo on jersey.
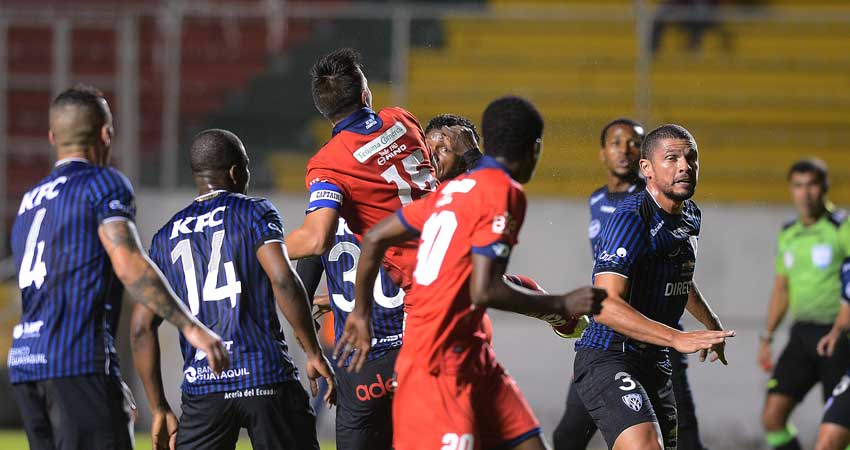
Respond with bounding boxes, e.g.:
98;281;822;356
170;206;226;238
18;176;67;215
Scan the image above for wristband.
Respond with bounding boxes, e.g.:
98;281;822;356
759;331;774;343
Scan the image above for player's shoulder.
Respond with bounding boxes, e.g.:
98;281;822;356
605;190;650;229
77;164;134;193
827;208;849;228
379;106;418;124
588;185;607;206
224;193;279;216
683;199;701;220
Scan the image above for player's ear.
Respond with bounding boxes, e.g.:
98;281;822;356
100;124;112;147
639;158;652;179
48;130;56;147
228;165;238;185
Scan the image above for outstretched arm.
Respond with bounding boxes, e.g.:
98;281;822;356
593;273;734;354
99;219;229;374
285;209;339;259
257;242;335;406
130;304;177;450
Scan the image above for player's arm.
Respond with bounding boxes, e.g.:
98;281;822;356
129;304;177;450
593;273;734;354
296;256;331;319
99;220;229;374
338;213;418;372
286;175;346;259
469;255;604;317
686;281;729;364
757;274;789;372
817;253;850;357
256;241;335;405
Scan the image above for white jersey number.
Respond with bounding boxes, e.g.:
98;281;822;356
380;149;436;206
171;229;242;315
413;211;458;286
18;208;48;289
327;240;405;313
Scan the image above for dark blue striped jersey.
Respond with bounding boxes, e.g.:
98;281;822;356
588;180;645;257
149;191;297;395
9;158;135;383
322;218;404;366
577;190;701;352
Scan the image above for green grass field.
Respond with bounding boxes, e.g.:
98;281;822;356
0;430;335;449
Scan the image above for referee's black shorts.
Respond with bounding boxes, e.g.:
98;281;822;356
12;373;133;450
769;322;850;402
175;380;318;450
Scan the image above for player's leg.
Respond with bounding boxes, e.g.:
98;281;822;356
335;349;398;450
762;325;817;450
552;381;597;450
10;381;55;450
174;391;240;450
241;381;320;450
818;325;850;402
475;359;543;450
45;374;133;450
573;349;662;450
669;349;706;450
816;373;850;450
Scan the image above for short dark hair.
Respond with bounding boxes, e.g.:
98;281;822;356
189;129;247;174
600;118;645;148
481;96;543;160
788;158;828;187
424;114;481;143
640;124;696;159
310;48;365;121
50;84;109;124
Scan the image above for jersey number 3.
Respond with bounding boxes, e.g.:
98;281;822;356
171;230;242;315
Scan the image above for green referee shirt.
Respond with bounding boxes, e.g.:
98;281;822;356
775;209;850;325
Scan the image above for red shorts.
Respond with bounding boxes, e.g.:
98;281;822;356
392;346;540;450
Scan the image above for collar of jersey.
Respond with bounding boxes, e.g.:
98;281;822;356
194;189;229;202
332;107;382;137
469;155;511;177
645;188;684;218
54;157;90;168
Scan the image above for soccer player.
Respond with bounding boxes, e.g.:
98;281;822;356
573;124;735;450
341;96;607;450
554;119;708;450
130;129;335;450
284;48;437;296
292;112;482;450
757;159;850;450
814;288;850;450
8;85;227;450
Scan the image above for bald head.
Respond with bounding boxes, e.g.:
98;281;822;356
190;129;250;194
49;85;112;155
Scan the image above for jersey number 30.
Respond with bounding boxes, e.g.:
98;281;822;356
171;230;242;315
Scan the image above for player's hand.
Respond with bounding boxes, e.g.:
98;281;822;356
306;354;337;408
150;408;178;450
671;329;736;355
818;329;842;358
757;340;773;372
439;125;479;155
700;338;729;365
312;294;332;320
560;286;606;317
334;312;372;373
182;323;230;375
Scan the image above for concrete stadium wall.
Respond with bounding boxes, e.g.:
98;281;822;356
128;190;827;449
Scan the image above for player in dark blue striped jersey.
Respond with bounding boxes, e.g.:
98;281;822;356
295;113;482;450
130;130;334;450
9;85;227;450
572;124;735;450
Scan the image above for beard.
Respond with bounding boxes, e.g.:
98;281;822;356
663;182;696;201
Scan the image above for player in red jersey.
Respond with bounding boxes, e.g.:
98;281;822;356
285;48;437;294
339;96;606;450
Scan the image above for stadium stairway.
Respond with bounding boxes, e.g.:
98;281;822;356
403;0;850;204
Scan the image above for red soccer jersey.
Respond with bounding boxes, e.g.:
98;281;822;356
397;155;527;374
305;107;436;291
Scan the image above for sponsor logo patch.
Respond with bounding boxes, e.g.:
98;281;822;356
353;122;407;163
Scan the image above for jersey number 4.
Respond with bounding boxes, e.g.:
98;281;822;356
19;208;48;289
171;230;242;315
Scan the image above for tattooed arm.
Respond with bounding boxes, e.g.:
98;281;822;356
99;219;229;373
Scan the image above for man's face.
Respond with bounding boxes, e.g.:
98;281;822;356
641;138;699;202
600;124;642;178
789;171;826;218
515;138;543;185
426;130;463;181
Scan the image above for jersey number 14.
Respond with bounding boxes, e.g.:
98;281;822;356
171;230;242;315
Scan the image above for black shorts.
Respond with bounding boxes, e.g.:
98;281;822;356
823;372;850;428
769;322;850;402
175;380;318;450
335;347;399;450
573;347;677;450
12;374;133;450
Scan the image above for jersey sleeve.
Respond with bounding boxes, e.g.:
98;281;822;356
774;232;788;276
305;162;350;213
592;211;649;278
88;167;136;224
470;183;527;261
249;199;286;252
397;195;432;234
